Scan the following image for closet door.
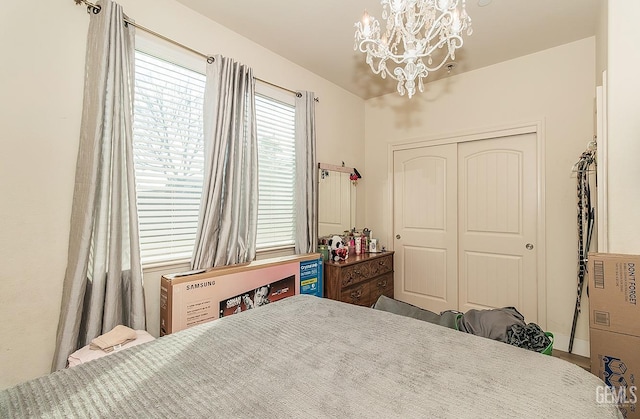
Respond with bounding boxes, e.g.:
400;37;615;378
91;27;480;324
457;133;538;322
393;144;458;313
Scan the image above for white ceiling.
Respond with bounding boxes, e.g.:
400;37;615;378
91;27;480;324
174;0;600;100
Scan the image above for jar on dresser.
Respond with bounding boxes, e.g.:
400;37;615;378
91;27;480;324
323;251;394;307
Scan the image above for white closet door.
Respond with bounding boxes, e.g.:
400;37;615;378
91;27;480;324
393;144;458;313
458;133;538;322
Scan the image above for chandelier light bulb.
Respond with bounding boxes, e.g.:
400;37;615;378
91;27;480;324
452;9;462;33
362;10;371;30
354;0;472;98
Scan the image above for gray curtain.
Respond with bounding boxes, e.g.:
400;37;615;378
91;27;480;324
191;55;258;269
52;0;145;371
294;92;318;254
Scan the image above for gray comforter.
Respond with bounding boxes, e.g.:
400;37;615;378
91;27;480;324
0;295;622;418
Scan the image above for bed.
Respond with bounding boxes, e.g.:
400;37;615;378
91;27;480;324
0;295;621;418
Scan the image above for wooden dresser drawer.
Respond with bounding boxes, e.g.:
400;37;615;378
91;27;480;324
340;254;393;289
367;254;393;278
340;282;370;306
340;264;370;288
371;272;393;300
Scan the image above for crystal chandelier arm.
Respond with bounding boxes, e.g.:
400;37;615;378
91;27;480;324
423;11;451;43
365;46;390;76
357;35;463;72
409;1;430;34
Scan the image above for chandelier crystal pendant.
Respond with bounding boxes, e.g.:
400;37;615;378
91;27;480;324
354;0;472;98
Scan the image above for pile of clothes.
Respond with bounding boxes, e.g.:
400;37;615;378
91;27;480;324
373;295;551;354
456;306;551;353
67;325;155;367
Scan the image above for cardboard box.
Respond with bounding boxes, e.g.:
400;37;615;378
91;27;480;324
160;253;320;335
590;328;639;418
299;258;323;298
588;253;640;336
218;275;296;318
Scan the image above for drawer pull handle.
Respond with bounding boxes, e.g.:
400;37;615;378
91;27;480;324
378;280;387;287
379;261;385;265
350;290;362;299
354;270;361;275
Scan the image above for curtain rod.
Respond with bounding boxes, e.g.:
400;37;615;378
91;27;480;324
74;0;306;99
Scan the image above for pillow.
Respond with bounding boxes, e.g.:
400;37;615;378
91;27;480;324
373;295;440;322
372;295;460;329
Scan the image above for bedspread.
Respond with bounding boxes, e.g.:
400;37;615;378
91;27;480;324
0;295;622;418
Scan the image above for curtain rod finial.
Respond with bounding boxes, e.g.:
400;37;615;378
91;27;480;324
74;0;101;14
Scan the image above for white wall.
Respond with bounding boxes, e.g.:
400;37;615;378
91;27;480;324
595;0;608;85
0;0;364;389
363;38;596;356
607;2;640;253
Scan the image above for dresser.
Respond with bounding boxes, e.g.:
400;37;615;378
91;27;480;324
324;251;394;307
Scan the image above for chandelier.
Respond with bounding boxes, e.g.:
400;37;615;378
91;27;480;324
354;0;473;98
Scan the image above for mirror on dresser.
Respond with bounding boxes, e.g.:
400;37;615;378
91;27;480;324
318;163;357;237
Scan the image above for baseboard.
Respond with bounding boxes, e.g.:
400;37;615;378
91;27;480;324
551;332;590;358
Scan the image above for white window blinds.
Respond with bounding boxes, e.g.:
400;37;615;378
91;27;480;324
132;51;206;264
132;51;297;264
255;93;296;249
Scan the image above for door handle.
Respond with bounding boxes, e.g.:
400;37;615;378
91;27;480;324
526;243;534;250
396;234;401;239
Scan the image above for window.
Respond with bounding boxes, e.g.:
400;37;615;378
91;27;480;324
133;51;206;264
132;51;297;264
255;93;296;249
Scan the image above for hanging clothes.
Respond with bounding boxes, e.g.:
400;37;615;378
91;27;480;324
568;141;596;353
